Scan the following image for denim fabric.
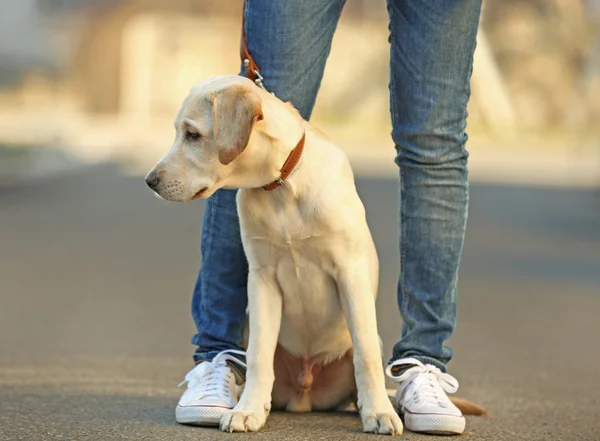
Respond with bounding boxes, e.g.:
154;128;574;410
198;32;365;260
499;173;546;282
191;0;482;372
191;189;249;363
387;0;482;371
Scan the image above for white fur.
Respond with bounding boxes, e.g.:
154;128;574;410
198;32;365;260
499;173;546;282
146;75;402;435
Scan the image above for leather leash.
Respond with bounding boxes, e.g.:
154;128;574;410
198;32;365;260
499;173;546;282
240;2;305;192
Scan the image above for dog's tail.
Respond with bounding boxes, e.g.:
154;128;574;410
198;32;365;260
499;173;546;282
449;397;490;416
386;389;489;416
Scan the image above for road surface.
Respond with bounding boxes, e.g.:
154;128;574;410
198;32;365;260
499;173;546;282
1;163;599;440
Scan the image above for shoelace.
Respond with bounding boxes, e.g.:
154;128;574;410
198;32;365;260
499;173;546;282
385;357;459;407
178;350;247;400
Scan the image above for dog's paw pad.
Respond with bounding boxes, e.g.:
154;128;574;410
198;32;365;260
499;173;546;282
362;412;403;436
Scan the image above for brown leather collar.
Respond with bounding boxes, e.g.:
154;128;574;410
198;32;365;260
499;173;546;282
239;4;305;191
261;132;305;191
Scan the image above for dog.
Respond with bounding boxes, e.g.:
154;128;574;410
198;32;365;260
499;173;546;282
145;75;486;435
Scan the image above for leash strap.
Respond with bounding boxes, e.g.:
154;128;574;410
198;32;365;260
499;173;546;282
240;2;268;92
239;1;305;192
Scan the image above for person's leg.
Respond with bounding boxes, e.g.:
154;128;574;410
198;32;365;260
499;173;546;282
385;0;482;434
191;0;346;366
388;0;482;371
190;188;249;365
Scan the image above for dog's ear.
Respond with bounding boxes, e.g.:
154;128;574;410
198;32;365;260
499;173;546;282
212;86;263;165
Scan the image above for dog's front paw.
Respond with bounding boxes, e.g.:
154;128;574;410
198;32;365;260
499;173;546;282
361;402;403;436
220;405;269;433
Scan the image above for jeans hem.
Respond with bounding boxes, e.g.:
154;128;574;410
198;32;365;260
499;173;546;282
193;349;246;365
389;354;447;373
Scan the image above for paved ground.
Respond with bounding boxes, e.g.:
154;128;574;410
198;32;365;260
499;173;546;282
1;163;599;440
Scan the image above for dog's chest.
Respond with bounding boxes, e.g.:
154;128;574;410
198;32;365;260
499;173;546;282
239;190;351;358
240;191;332;263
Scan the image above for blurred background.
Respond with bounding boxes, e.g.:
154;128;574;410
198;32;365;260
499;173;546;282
1;1;599;440
0;0;600;169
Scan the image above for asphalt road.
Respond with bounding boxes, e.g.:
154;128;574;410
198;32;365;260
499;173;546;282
1;163;599;440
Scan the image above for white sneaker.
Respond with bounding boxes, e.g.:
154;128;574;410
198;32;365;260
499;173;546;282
175;350;246;426
386;357;465;435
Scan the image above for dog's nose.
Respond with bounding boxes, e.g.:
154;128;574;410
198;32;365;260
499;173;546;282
145;172;160;189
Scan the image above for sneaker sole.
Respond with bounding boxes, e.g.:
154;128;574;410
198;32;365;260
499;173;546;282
403;412;466;435
176;405;230;426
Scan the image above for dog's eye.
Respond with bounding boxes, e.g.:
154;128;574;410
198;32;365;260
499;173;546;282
186;131;201;141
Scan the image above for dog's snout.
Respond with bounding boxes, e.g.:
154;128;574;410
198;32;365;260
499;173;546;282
145;172;160;189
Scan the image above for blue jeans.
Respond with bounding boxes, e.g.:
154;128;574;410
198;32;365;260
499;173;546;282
191;0;482;373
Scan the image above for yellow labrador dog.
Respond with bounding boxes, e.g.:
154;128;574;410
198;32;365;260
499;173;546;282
146;75;482;435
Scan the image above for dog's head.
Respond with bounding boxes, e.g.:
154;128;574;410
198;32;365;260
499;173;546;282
145;76;263;201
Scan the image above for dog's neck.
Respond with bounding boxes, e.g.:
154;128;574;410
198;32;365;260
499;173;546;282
223;93;306;191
